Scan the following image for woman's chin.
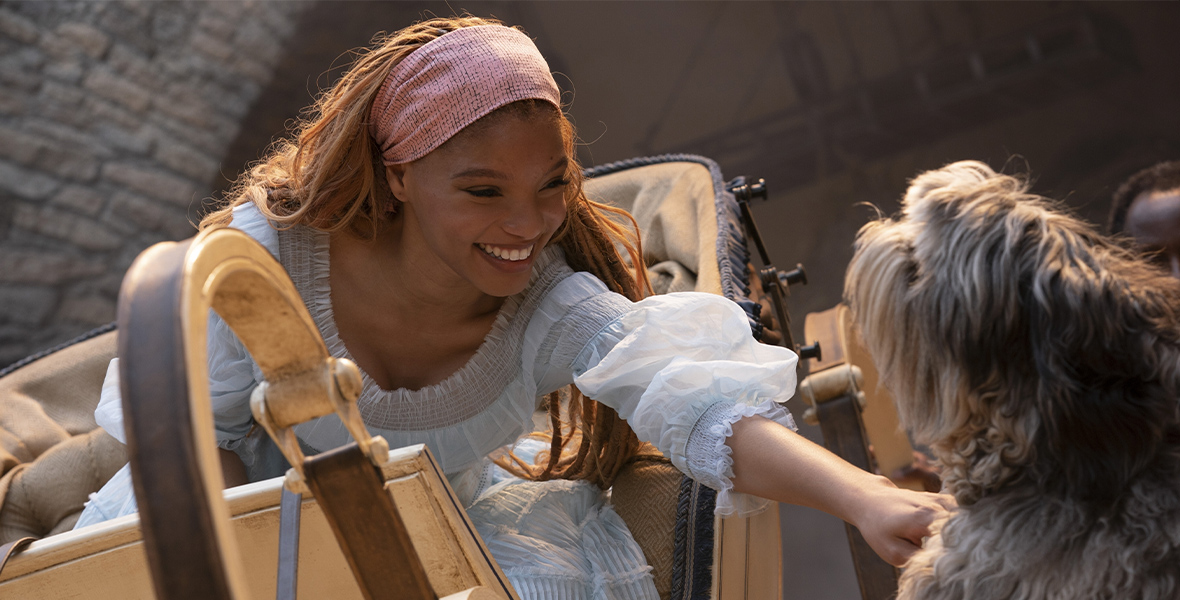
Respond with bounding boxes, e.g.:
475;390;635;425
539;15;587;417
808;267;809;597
468;269;531;298
476;279;530;299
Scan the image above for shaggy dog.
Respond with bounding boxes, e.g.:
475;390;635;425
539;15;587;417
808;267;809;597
845;161;1180;600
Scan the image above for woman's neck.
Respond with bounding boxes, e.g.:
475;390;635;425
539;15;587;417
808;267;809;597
327;219;504;391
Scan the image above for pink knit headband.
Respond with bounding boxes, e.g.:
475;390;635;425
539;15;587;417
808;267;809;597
369;25;562;165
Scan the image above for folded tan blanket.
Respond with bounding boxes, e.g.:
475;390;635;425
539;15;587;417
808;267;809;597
585;160;722;295
0;331;125;543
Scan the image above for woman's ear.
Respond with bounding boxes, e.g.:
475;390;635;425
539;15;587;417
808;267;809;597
385;164;407;201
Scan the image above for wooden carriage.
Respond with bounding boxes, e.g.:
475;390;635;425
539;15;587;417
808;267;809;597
0;156;904;599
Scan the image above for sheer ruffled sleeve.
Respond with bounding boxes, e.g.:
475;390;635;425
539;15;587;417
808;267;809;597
90;312;258;445
90;203;277;459
528;281;799;517
77;309;265;529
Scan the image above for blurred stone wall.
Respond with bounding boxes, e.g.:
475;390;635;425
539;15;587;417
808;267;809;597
0;1;307;367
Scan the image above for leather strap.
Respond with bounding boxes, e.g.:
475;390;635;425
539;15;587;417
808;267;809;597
302;443;435;600
815;395;900;599
119;238;238;600
0;537;35;579
276;487;302;600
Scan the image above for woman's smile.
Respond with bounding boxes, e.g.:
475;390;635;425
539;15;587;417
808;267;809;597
476;241;537;273
477;242;535;262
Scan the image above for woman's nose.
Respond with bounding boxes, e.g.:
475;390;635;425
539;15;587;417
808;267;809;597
503;195;559;238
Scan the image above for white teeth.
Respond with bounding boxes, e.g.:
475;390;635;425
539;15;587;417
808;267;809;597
479;243;533;261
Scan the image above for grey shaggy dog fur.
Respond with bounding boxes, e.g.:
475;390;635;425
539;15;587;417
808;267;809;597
846;161;1180;600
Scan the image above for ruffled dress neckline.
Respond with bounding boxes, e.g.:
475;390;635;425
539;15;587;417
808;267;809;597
278;225;561;431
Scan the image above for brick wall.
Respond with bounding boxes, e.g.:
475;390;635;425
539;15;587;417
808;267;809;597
0;1;308;367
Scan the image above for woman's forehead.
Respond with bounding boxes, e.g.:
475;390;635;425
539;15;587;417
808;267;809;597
424;111;567;172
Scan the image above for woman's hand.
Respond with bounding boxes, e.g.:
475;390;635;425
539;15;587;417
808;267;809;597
846;475;956;566
728;416;956;566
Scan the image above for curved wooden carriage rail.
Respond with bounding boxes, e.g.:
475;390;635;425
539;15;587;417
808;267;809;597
116;227;452;600
798;303;921;600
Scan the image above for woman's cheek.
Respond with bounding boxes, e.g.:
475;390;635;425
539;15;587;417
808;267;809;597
546;194;569;230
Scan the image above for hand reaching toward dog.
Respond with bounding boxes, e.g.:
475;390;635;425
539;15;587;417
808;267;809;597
848;475;956;566
728;415;956;567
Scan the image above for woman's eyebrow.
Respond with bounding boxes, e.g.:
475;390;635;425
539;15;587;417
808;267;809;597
451;157;569;180
452;167;507;180
548;157;570;174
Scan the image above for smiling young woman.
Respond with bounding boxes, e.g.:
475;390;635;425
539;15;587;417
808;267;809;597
75;15;952;599
327;103;572;391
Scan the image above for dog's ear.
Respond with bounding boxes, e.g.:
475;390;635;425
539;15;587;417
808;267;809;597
846;218;931;433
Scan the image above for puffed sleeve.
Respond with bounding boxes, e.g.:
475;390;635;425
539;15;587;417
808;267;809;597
527;276;798;517
78;311;264;529
92;203;278;455
91;312;261;447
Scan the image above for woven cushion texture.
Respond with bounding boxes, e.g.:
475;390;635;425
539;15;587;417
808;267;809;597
612;456;682;600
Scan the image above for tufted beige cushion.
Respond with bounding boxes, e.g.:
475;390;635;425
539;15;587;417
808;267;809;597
0;331;125;543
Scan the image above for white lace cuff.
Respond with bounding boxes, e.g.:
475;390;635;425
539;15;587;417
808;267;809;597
684;399;796;517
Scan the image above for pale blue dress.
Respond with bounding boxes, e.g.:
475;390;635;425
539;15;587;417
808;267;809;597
77;203;799;600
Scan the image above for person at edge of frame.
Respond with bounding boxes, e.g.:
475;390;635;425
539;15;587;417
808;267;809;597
1109;160;1180;278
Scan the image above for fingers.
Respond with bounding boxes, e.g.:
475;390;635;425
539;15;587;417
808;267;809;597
911;490;955;513
882;536;922;567
897;492;953;544
899;516;934;547
855;484;955;567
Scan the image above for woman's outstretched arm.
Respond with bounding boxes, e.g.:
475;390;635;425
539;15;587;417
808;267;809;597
728;415;955;566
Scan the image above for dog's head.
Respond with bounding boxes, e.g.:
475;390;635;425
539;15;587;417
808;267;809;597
846;161;1180;509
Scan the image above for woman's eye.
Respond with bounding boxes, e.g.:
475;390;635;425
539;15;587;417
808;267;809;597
545;178;571;190
466;188;500;198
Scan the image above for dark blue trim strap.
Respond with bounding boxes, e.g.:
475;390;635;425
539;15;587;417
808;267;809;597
670;477;719;600
0;322;117;378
